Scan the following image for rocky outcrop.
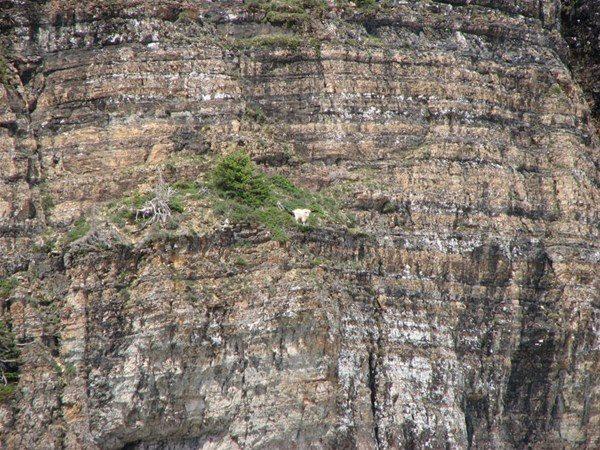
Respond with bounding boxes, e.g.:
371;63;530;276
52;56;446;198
0;1;598;448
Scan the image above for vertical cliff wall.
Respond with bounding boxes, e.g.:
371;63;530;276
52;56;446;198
0;1;598;448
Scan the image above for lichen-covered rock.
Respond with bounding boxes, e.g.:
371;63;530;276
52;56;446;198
0;1;598;449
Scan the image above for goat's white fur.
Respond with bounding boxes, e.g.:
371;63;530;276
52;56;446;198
292;208;311;224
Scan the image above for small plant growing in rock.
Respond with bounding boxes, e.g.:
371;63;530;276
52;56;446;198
244;103;267;123
67;218;91;242
0;319;19;401
234;256;249;267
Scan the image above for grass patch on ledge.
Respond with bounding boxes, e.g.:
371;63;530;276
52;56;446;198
99;152;347;243
246;0;326;27
210;150;345;242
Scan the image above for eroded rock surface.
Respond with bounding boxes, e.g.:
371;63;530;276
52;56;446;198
0;1;598;449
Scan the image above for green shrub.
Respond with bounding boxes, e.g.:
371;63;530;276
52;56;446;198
64;363;77;377
0;383;16;401
234;256;249;267
212;150;272;206
168;196;185;214
270;174;302;196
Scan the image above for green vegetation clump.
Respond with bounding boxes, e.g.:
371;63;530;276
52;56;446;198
0;319;19;402
110;191;151;226
0;383;16;401
246;0;326;26
176;9;197;22
168;195;185;214
39;182;55;213
172;180;202;198
0;277;17;301
211;150;344;242
67;217;91;242
234;256;249;267
211;150;272;207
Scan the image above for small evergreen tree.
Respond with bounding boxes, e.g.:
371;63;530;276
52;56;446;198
212;150;271;206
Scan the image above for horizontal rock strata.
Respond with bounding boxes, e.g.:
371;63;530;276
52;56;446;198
0;1;598;448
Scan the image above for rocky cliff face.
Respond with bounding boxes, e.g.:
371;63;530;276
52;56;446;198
0;1;598;448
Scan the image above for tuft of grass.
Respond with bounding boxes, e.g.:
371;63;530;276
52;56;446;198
168;196;184;214
310;256;329;267
39;183;55;213
67;217;90;242
0;383;16;402
41;193;55;211
64;362;77;378
549;83;564;96
335;0;383;14
234;256;249;267
173;180;201;198
246;0;326;26
176;9;197;22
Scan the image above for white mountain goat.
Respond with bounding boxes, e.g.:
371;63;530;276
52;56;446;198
278;202;311;224
292;208;311;224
